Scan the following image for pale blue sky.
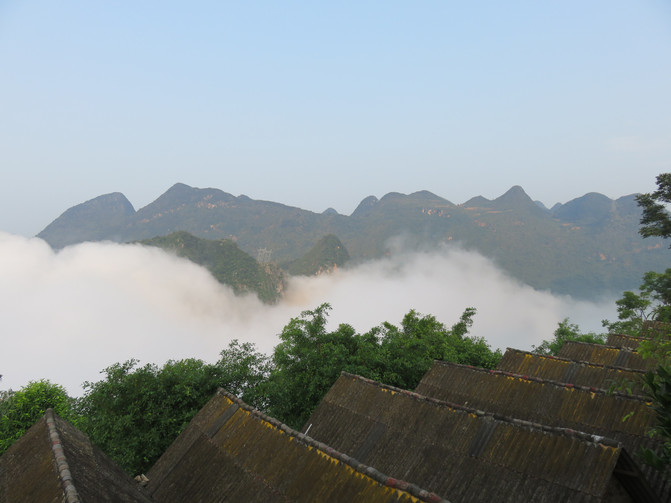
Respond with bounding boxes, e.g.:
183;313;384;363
1;1;670;236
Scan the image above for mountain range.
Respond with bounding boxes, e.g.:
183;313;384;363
37;183;669;300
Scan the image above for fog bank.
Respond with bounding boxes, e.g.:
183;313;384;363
0;232;616;395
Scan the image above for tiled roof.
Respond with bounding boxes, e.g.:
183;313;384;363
607;334;646;350
146;389;447;503
416;360;670;501
557;341;655;371
496;348;647;393
0;409;153;503
304;373;654;502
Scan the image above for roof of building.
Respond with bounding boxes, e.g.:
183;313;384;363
415;360;671;501
642;321;671;338
146;388;447;503
304;372;657;503
557;341;655;371
496;348;647;393
607;334;646;350
0;409;154;503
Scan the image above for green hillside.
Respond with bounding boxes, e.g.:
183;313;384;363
285;235;350;276
139;231;285;304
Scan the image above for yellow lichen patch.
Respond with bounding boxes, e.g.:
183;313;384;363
311;446;423;503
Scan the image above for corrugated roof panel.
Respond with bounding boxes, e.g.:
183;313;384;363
417;361;668;501
607;334;644;350
306;373;627;503
558;342;654;371
0;410;154;503
496;349;647;393
147;390;446;503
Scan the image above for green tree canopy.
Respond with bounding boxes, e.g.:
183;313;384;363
0;379;78;455
603;269;671;336
262;304;501;429
76;340;270;475
533;318;607;356
637;173;671;242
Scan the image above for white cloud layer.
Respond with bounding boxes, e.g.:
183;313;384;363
0;232;616;395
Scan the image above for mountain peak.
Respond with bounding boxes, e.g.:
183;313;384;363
136;183;235;215
352;195;379;217
551;192;616;225
464;186;536;210
492;185;538;210
497;185;530;200
37;192;135;248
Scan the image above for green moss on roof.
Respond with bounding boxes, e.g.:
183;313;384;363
304;373;641;503
147;389;446;503
496;348;647;394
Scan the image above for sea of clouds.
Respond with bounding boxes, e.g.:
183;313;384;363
0;232;617;395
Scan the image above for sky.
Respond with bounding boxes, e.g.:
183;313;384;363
1;1;671;236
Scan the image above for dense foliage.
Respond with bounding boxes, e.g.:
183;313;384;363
74;341;270;475
600;269;671;336
262;304;501;429
533;318;607;356
0;380;78;455
637;173;671;242
620;173;671;469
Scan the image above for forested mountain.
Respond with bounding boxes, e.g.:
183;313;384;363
285;234;350;276
37;183;668;299
139;231;285;303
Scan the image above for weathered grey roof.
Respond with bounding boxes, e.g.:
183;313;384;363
496;348;647;393
642;321;671;338
304;372;653;503
557;341;655;371
607;334;645;350
415;360;670;501
146;388;446;503
0;409;154;503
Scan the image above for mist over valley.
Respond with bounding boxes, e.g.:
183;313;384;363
0;228;616;395
3;183;658;393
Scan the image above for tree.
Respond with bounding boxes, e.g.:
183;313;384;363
637;173;671;242
638;366;671;469
77;340;270;475
533;318;607;356
378;307;500;388
0;380;78;455
262;304;501;429
621;173;671;469
262;304;381;429
602;269;671;336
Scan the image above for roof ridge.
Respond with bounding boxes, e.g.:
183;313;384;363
562;340;636;351
504;348;648;374
610;333;649;341
45;408;81;503
215;389;448;503
432;360;649;401
339;372;623;449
